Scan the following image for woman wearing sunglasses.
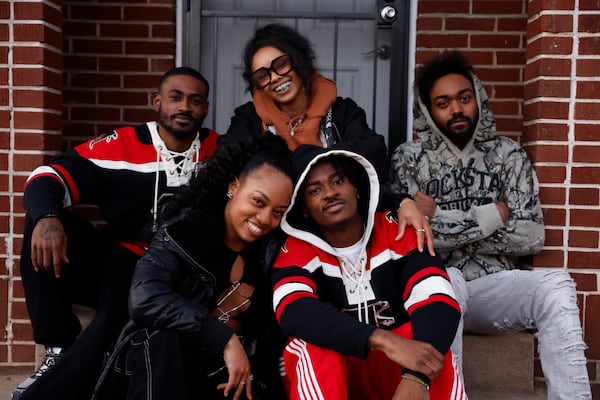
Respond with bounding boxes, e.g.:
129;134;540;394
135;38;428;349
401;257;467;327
222;23;435;255
223;23;390;180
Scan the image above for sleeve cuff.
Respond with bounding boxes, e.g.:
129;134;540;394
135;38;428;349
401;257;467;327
402;368;431;385
474;202;504;237
194;317;235;357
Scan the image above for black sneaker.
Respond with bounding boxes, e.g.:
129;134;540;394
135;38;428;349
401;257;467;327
12;346;65;400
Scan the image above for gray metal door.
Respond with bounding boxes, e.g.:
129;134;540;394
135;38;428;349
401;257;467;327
179;0;409;150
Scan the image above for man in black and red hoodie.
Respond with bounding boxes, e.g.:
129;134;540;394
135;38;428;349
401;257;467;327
15;67;219;400
271;145;465;400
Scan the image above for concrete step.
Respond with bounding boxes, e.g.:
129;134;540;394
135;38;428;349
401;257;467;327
467;385;547;400
0;375;549;400
1;375;23;399
467;382;547;400
463;332;543;398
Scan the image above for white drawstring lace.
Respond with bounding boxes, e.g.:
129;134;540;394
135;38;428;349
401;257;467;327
151;142;200;232
164;144;199;176
152;147;162;233
340;254;370;324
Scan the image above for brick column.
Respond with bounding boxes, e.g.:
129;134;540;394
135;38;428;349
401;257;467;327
1;0;63;373
524;0;600;392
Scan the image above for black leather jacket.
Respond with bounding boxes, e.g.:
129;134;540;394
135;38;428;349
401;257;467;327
93;207;287;399
129;207;236;352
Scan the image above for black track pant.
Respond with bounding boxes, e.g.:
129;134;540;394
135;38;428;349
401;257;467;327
19;212;139;400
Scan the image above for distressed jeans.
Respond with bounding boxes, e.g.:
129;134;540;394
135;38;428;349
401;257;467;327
448;267;592;400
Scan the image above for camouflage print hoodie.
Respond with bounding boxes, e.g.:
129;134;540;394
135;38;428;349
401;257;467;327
389;73;544;281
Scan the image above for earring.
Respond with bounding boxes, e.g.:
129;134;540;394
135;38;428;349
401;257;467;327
226;191;233;199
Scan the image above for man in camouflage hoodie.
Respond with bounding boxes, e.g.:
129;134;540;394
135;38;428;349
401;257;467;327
390;51;591;400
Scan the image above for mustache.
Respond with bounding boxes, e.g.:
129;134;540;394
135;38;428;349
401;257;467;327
447;114;471;126
171;112;193;119
323;197;344;209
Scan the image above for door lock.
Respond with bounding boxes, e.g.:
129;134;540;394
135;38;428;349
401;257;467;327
380;5;397;23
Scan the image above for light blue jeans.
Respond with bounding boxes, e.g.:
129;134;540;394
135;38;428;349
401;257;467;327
448;267;592;400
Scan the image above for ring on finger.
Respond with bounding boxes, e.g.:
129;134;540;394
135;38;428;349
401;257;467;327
239;381;246;385
416;228;426;233
248;374;254;381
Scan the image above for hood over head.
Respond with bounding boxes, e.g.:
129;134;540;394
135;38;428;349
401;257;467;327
413;72;497;152
281;145;380;254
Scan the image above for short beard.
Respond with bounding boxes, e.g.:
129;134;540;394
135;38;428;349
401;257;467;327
166;126;198;140
437;114;477;150
158;110;200;140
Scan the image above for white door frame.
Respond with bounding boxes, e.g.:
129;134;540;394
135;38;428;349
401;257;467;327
174;0;418;148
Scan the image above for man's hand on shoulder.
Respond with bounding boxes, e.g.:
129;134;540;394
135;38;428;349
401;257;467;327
395;197;435;256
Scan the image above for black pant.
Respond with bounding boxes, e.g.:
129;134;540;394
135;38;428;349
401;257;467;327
94;328;223;400
19;212;139;400
125;329;208;400
95;327;284;400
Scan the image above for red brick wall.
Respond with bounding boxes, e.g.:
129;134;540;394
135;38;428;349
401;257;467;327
415;0;599;392
61;1;176;148
1;0;64;374
1;0;177;374
524;0;600;393
3;0;598;393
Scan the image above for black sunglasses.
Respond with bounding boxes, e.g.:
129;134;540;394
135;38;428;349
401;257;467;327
249;54;294;89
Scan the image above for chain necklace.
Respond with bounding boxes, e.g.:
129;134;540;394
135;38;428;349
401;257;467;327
288;113;306;136
214;281;251;323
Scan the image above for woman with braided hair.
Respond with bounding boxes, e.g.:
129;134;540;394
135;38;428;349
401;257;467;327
93;134;293;400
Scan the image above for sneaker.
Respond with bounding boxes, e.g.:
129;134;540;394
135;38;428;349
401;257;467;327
12;346;65;400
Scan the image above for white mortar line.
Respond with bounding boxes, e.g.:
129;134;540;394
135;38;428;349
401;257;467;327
564;1;580;269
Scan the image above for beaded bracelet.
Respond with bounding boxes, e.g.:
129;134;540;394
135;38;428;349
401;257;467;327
41;213;60;219
401;373;430;390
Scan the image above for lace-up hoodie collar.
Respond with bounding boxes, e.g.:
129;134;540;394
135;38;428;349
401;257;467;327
147;121;202;232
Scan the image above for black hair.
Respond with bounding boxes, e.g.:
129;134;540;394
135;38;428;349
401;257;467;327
291;154;370;235
242;23;316;95
416;51;474;112
162;134;293;221
159;66;210;95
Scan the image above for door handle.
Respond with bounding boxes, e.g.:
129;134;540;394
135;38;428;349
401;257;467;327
362;44;391;60
380;5;397;23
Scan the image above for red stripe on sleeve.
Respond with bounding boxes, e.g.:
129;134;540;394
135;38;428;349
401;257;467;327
406;294;461;315
275;291;318;322
52;164;81;203
24;172;63;189
274;274;317;293
403;266;449;299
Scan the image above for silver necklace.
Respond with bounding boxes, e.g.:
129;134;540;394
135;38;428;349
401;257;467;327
288;113;305;136
215;281;251;323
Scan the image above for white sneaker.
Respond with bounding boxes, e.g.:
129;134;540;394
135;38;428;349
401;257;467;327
12;346;65;399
